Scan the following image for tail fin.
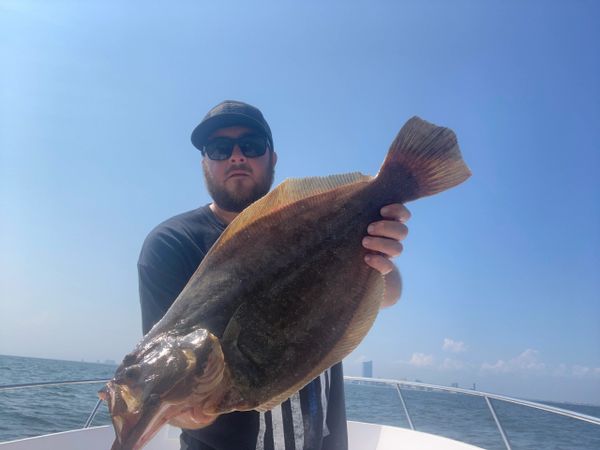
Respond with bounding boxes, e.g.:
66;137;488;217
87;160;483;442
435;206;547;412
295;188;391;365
378;116;471;202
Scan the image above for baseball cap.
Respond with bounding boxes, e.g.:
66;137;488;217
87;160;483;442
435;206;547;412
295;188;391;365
191;100;273;152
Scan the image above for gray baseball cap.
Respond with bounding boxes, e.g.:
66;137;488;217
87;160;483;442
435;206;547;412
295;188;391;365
191;100;273;152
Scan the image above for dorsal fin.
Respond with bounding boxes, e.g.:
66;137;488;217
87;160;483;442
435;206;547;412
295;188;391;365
210;172;372;252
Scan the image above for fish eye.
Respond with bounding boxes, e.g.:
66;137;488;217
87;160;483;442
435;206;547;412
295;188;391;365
123;353;137;365
124;365;141;381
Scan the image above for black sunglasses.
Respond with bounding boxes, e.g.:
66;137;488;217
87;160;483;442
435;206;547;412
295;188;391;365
202;135;269;161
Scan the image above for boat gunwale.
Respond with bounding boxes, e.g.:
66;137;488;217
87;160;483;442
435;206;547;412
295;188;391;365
2;377;599;426
1;376;598;449
345;376;600;426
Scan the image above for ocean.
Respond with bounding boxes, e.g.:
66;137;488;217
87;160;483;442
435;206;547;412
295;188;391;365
1;354;599;449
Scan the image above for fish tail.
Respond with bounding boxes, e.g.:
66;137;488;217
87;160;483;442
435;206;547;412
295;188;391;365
377;116;471;202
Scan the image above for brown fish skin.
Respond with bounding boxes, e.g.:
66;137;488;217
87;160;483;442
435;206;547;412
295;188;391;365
101;117;471;449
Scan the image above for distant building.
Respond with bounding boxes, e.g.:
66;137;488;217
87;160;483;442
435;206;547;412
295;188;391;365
362;360;373;378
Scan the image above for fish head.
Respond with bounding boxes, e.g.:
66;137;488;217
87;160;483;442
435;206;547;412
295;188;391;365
99;327;225;450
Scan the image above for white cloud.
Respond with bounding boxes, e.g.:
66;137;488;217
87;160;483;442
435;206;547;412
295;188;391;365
481;354;600;380
409;352;434;367
572;365;590;377
481;359;508;372
481;349;546;373
440;358;464;370
443;338;466;353
514;349;546;371
571;365;600;378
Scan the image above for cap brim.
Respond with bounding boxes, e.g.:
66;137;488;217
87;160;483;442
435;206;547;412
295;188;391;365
191;114;271;151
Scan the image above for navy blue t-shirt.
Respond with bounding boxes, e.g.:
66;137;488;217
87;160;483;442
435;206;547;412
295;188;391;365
138;204;348;450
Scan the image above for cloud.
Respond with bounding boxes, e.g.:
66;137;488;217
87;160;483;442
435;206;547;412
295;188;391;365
443;338;466;353
481;352;600;380
514;349;546;370
394;347;598;382
572;365;590;377
481;349;546;373
409;352;434;367
481;360;507;372
440;358;465;370
571;365;600;378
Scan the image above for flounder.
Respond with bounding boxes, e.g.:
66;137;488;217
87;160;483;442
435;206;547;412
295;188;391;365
100;117;471;449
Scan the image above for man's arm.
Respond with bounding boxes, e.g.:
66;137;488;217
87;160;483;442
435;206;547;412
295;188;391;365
362;203;410;307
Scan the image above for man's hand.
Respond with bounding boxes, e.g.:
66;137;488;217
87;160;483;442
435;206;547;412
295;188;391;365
362;203;410;307
363;203;410;273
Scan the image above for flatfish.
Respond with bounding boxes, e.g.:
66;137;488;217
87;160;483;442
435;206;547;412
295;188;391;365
100;117;471;449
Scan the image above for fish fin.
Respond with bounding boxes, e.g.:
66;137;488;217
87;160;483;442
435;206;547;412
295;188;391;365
255;393;289;413
212;172;372;251
254;270;385;413
377;116;471;202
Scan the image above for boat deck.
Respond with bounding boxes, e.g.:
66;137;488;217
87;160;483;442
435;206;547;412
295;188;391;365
0;422;484;450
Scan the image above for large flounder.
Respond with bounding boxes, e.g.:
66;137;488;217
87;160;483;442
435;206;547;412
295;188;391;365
100;117;471;449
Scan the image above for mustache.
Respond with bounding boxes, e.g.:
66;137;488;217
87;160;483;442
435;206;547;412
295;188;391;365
225;164;253;176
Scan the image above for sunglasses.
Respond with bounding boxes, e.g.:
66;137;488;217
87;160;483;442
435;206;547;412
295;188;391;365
203;135;269;161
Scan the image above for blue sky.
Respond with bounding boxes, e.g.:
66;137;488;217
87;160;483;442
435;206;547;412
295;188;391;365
1;1;598;404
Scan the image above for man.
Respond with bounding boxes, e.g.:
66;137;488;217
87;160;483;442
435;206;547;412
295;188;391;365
138;100;410;450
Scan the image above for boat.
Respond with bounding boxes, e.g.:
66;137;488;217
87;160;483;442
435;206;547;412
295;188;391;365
1;376;599;449
0;421;483;450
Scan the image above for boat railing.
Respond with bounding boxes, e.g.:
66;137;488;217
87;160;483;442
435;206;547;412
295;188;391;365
0;379;109;429
345;376;600;450
2;377;599;449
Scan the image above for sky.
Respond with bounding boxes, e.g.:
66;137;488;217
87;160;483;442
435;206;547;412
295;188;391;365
1;0;598;404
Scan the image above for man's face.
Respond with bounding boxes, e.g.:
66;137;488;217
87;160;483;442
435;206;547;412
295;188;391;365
202;126;277;213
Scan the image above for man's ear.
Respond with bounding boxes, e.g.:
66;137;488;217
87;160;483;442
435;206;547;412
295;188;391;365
271;151;278;167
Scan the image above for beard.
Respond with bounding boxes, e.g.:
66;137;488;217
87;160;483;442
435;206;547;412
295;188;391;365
203;153;275;213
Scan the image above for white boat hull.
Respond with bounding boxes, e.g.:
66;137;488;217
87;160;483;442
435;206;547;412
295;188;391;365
0;422;483;449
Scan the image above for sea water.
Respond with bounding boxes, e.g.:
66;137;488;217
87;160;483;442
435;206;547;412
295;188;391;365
344;383;600;449
1;355;599;449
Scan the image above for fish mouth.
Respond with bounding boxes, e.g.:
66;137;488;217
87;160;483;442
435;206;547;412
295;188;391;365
100;380;163;450
102;377;221;450
115;401;207;450
101;330;227;450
